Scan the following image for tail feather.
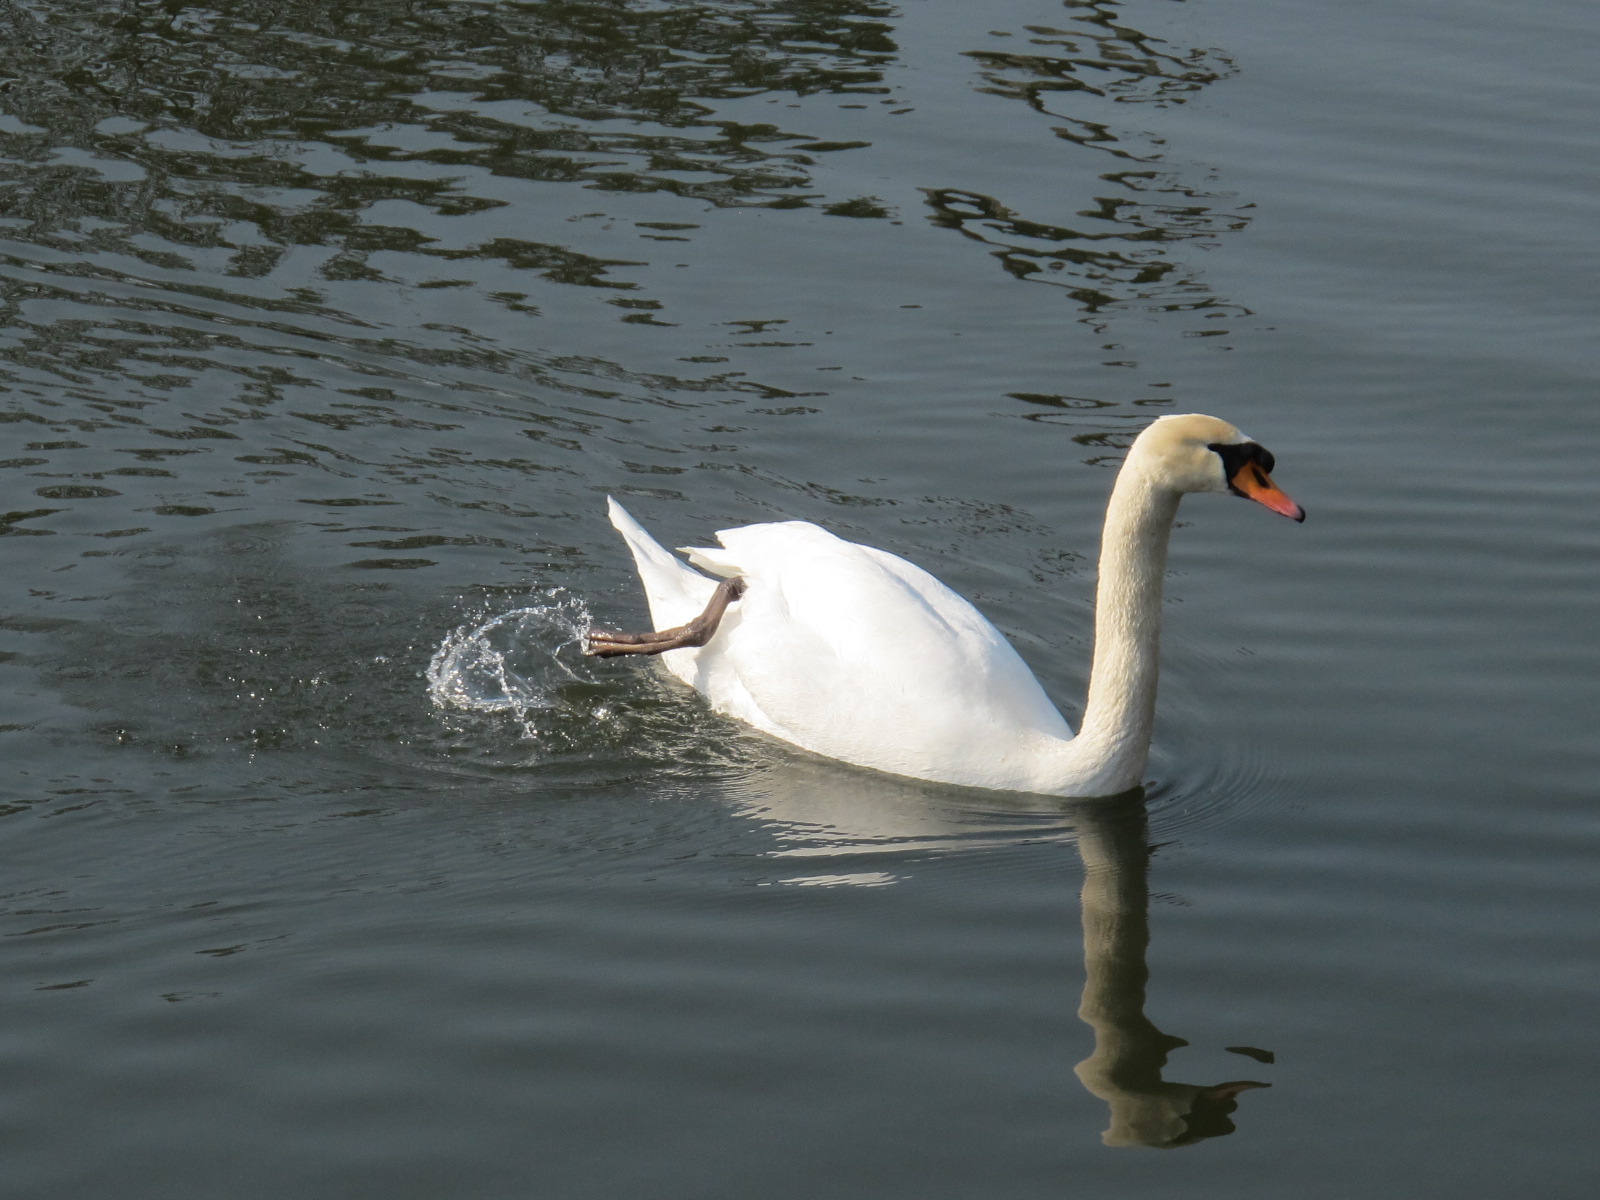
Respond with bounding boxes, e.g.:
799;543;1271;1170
682;545;741;577
606;498;717;630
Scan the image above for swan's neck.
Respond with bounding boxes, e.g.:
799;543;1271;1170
1051;464;1180;794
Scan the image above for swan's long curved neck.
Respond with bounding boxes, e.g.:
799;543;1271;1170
1048;462;1180;795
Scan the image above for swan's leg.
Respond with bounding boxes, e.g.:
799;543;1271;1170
586;577;746;657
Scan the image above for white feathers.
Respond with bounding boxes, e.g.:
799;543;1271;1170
605;500;1074;790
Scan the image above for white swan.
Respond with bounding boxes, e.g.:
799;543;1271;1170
588;414;1302;797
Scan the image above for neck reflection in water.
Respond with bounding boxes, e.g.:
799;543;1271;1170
724;757;1271;1147
1073;798;1269;1148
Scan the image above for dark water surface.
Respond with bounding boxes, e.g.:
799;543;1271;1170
2;1;1596;1195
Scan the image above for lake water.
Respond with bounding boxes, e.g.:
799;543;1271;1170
2;0;1596;1195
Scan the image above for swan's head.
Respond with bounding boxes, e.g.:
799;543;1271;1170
1131;413;1305;521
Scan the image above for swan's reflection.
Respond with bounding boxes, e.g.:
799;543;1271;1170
724;756;1270;1146
729;752;1077;862
1073;799;1268;1147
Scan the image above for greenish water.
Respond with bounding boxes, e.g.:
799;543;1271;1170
1;1;1596;1196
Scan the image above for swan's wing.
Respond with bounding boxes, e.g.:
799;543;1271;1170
682;520;1075;787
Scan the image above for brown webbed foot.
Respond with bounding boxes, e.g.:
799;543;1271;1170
586;576;746;657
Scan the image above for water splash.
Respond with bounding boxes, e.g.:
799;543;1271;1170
427;590;598;737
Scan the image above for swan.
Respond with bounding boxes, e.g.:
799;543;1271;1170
587;414;1302;797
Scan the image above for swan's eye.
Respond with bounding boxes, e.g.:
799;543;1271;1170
1207;441;1275;494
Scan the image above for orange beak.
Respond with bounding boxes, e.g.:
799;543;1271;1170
1231;462;1305;522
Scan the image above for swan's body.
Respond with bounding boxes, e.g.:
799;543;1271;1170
597;414;1301;797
